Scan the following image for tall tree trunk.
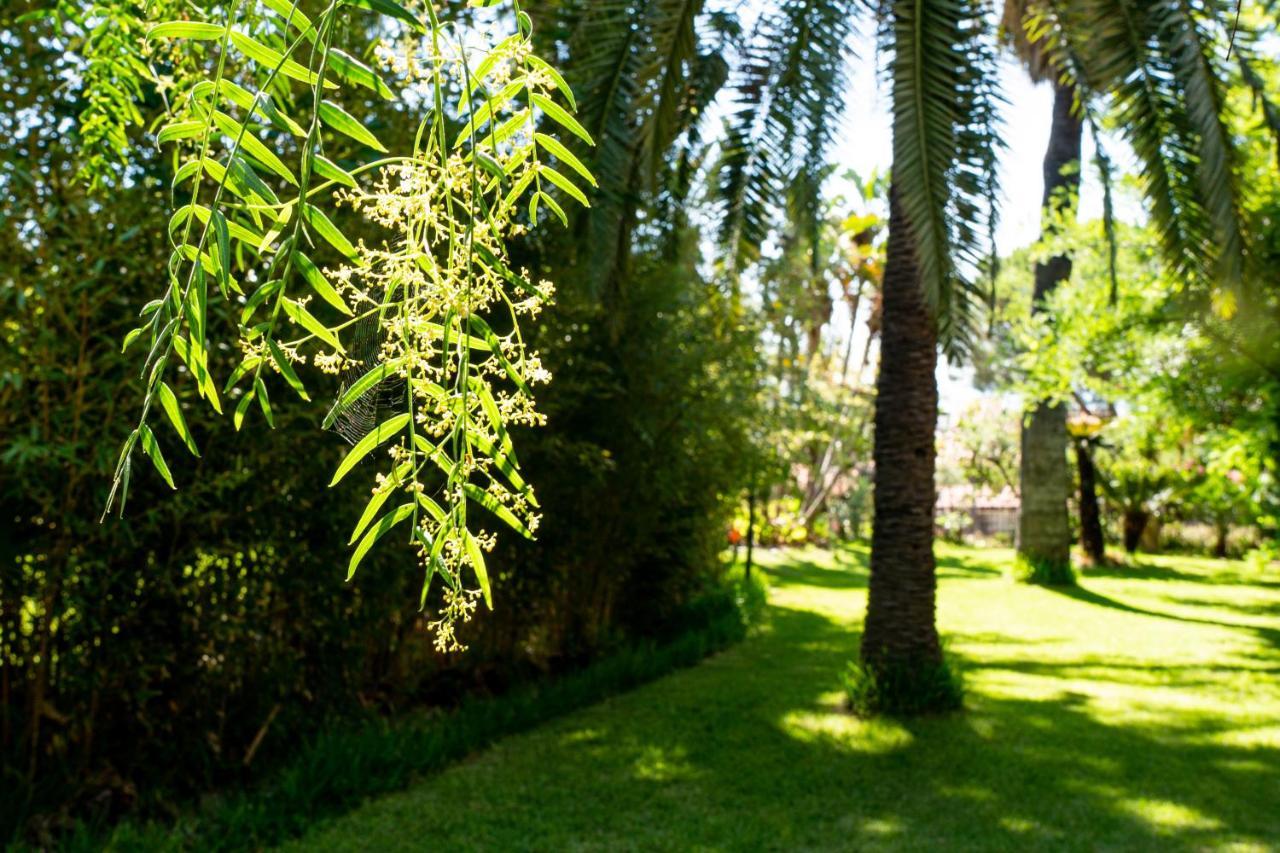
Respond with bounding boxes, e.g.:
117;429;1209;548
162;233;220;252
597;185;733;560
862;186;943;675
1074;437;1106;565
1017;79;1082;579
1213;520;1229;559
1122;509;1148;554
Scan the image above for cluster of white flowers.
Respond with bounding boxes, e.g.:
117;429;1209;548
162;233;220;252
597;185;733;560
317;16;576;648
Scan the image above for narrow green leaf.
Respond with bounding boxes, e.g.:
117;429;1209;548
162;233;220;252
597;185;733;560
453;80;523;148
347;503;416;580
282;297;345;352
172;334;223;413
468;313;529;393
310;153;356;188
210;209;230;293
223;355;262;392
148;21;225;40
156;382;200;457
350;462;412;544
157;121;205;145
234;387;256;430
539;165;589;208
342;0;425;33
260;0;316;39
191;204;264;248
254;375;275;428
330;413;411;486
211;111;298;186
530;93;594;146
464;529;492;607
217;80;307;137
501;169;536;213
122;326;146;353
295;252;352;315
267;338;310;401
470;378;514;457
533;133;596;186
538;191;567;227
462;483;532;539
323;359;403;429
318;100;388;152
229;31;333;88
301;203;359;260
414;492;447;522
240;279;281;325
328;49;394;100
138;424;176;488
172;159;203;190
525;54;575;110
227;156;281;205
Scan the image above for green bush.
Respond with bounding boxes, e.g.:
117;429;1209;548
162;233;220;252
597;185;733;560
842;654;964;717
1010;553;1077;586
66;577;764;852
1;23;758;846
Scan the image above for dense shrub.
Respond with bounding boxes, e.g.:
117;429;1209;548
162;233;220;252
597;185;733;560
0;8;759;841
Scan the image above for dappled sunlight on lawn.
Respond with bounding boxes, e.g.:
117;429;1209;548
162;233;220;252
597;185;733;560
284;544;1280;852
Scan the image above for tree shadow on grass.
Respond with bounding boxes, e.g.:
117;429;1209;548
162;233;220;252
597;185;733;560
1084;560;1280;590
289;591;1280;852
500;604;1280;851
761;558;868;591
1047;583;1280;652
935;551;1005;579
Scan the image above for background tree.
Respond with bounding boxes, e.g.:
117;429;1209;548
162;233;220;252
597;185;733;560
1003;0;1082;583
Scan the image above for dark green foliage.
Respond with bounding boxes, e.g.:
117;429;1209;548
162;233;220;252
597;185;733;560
69;576;763;851
842;651;965;717
1011;553;1077;586
1;2;762;840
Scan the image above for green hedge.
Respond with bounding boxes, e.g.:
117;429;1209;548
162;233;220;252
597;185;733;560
61;577;765;852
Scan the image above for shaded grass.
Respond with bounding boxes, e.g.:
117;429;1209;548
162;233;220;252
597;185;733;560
285;543;1280;851
70;580;764;851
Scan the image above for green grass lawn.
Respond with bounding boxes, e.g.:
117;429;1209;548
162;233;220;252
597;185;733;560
282;544;1280;851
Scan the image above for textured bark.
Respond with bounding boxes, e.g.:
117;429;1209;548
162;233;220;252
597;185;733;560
1074;438;1106;564
1017;79;1083;572
862;185;941;669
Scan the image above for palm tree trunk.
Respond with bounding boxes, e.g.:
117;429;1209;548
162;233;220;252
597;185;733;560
862;185;942;673
1074;437;1105;564
1122;509;1148;554
1017;79;1082;579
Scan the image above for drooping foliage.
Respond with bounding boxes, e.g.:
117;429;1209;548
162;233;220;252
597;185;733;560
2;0;764;836
883;0;1002;354
716;0;860;275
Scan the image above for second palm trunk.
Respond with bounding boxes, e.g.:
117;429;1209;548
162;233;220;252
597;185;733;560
1016;78;1081;581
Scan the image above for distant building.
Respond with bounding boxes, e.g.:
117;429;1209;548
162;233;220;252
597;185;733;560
936;484;1020;538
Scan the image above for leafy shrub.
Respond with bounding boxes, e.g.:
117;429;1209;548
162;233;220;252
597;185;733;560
68;576;765;851
842;653;964;717
1011;552;1077;585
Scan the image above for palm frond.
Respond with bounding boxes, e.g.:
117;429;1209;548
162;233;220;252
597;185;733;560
1047;0;1247;289
547;0;731;296
715;0;859;274
886;0;1002;354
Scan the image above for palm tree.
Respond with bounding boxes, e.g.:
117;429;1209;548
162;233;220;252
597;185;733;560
858;0;999;711
858;0;1258;711
621;0;1260;713
1003;0;1079;583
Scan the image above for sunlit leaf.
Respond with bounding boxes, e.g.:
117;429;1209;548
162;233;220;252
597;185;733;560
156;382;200;457
330;413;412;485
139;424;176;488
